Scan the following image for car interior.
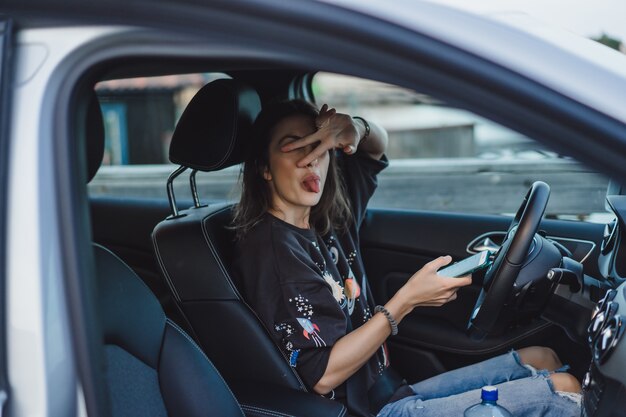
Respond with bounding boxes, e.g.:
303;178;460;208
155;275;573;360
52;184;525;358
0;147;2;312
81;60;625;417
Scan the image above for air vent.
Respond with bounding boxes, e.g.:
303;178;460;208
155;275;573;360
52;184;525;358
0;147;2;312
591;289;617;321
600;219;618;255
591;287;626;321
593;315;624;365
588;300;618;346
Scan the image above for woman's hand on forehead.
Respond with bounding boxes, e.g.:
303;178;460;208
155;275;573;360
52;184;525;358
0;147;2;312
280;104;361;168
314;104;336;130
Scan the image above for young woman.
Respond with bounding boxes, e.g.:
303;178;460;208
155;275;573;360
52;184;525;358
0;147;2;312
231;100;581;417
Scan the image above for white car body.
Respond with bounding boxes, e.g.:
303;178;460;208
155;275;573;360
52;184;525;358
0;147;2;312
3;1;626;415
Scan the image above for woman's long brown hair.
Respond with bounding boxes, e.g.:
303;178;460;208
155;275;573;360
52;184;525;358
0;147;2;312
232;100;352;239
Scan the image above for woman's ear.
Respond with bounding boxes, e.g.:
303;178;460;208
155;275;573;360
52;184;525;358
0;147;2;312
262;166;272;181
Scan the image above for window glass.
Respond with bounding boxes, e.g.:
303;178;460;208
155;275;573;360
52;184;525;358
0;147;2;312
95;73;229;166
89;73;240;203
313;72;610;222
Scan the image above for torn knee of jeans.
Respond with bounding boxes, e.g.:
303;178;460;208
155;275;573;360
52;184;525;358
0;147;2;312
553;364;571;373
555;391;582;407
522;363;539;377
412;399;425;409
523;363;551;379
545;373;556;391
511;349;524;366
512;350;538;375
512;349;548;377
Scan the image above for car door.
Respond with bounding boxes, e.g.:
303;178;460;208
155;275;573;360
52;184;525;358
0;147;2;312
361;209;603;382
5;3;626;416
311;72;605;383
0;17;11;417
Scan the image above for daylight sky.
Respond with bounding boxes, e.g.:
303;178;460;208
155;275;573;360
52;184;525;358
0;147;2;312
429;0;626;42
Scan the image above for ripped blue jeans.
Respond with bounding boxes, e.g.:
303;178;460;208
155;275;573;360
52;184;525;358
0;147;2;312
378;351;581;417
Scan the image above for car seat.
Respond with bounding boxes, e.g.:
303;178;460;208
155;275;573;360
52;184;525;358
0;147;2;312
151;79;310;391
94;243;246;416
86;86;346;417
86;91;245;417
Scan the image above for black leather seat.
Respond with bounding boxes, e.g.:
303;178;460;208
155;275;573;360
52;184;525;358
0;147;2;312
152;79;308;391
86;92;245;417
153;203;347;417
95;243;245;417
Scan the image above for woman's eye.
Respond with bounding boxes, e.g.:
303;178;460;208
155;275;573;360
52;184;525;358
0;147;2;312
309;142;322;151
281;140;297;151
298;143;314;153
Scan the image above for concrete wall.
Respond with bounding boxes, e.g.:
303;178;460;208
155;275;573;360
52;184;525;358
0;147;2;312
88;158;609;219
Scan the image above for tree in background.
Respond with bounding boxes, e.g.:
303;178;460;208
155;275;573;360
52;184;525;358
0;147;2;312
592;33;623;51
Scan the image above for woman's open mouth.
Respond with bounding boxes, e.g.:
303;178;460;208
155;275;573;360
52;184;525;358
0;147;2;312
302;174;321;193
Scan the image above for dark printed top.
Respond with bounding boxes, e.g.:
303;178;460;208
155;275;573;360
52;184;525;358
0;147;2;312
232;151;389;417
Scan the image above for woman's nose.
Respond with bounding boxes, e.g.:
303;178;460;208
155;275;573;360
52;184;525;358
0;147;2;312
307;157;319;167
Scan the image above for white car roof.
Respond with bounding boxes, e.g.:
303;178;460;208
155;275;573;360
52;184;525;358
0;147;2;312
324;0;626;124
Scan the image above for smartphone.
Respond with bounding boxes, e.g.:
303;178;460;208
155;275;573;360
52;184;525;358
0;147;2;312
437;251;493;278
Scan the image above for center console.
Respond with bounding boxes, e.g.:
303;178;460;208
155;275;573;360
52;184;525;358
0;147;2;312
582;286;626;417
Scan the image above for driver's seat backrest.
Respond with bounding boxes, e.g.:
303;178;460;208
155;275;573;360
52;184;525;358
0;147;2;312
151;79;306;391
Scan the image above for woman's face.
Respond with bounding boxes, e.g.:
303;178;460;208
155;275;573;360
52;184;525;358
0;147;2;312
263;114;330;213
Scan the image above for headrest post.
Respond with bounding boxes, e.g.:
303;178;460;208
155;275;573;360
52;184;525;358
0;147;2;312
167;165;188;218
189;169;206;209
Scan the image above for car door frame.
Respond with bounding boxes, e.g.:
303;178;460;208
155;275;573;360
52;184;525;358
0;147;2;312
0;17;12;417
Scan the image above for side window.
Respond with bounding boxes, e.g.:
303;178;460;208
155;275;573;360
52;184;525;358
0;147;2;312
313;72;610;222
89;73;240;203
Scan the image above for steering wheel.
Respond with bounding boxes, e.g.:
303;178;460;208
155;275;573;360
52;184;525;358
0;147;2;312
467;181;550;341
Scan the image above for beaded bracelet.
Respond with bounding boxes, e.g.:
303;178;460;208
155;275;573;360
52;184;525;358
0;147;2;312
353;116;370;145
374;305;398;336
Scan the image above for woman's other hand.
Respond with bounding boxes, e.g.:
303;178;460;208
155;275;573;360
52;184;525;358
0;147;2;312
386;256;473;322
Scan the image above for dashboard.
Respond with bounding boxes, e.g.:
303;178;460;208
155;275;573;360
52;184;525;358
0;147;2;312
584;286;626;416
583;193;626;417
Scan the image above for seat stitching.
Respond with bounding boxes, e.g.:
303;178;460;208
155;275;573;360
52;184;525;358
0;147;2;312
151;232;182;302
166;319;210;362
240;405;292;417
94;243;166;301
104;342;157;370
200;205;308;391
241;404;347;417
200;203;242;296
165;319;244;415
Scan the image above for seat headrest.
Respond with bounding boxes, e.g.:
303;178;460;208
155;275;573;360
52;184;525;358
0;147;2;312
86;92;105;183
169;79;261;172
